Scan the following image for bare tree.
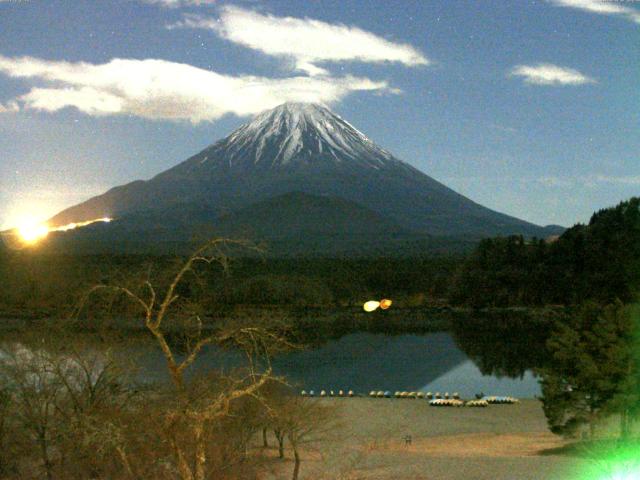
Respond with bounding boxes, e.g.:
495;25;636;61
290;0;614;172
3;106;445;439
0;385;13;476
0;333;137;480
0;344;64;480
265;393;338;480
287;398;338;480
78;238;293;480
260;381;291;459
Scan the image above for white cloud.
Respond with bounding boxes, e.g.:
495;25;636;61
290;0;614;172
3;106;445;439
489;123;518;133
141;0;217;7
589;174;640;185
20;87;123;115
0;55;397;123
549;0;640;24
537;176;575;188
0;101;19;113
536;174;640;188
509;63;596;86
169;6;429;75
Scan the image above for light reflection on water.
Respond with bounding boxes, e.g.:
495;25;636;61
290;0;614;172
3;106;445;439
0;329;542;399
421;360;540;398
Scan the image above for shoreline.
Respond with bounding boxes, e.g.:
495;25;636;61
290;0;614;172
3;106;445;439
0;304;566;335
261;398;587;479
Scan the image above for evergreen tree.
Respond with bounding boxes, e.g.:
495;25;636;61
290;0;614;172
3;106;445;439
605;303;640;438
451;197;640;307
538;301;637;438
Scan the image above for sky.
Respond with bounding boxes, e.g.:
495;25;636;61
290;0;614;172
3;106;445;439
0;0;638;230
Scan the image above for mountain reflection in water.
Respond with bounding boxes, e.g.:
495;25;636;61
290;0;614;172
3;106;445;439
131;331;541;398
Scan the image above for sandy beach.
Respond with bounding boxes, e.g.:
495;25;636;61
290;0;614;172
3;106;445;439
259;398;589;480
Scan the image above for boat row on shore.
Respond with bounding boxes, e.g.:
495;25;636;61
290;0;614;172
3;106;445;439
299;389;519;406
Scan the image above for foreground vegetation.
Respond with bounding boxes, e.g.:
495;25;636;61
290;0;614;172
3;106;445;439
0;329;337;480
0;239;336;479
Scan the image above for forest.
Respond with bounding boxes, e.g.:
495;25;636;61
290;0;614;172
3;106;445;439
2;198;638;319
450;197;640;307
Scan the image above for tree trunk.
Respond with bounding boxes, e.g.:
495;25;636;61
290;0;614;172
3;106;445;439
172;439;195;480
116;446;135;480
588;405;596;439
275;430;285;459
291;444;301;480
38;430;53;480
620;409;630;440
194;421;206;480
262;427;268;447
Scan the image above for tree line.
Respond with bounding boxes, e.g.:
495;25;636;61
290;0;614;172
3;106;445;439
450;197;640;308
2;198;638;317
0;250;460;321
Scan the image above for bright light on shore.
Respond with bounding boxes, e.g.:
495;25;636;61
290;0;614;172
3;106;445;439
11;216;112;246
595;466;640;480
52;217;112;232
17;219;49;244
363;298;393;312
363;300;381;312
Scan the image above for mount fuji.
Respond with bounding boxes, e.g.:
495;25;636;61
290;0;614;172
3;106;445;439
47;103;562;255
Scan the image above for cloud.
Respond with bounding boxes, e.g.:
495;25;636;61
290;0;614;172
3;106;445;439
449;174;640;192
509;63;596;86
549;0;640;24
536;174;640;188
537;176;575;188
20;87;123;115
141;0;217;7
0;101;19;113
589;174;640;185
489;123;518;133
168;6;429;75
0;55;397;123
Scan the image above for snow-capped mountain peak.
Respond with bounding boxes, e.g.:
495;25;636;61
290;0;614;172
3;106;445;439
49;101;555;243
196;102;399;171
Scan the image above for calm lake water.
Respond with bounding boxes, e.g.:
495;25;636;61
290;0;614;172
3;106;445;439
132;332;541;398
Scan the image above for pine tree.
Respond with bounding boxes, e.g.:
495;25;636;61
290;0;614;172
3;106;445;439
539;301;637;438
605;303;640;438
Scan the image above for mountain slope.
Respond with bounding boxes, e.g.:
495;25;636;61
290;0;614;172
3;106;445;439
212;191;430;256
49;102;560;243
45;192;461;256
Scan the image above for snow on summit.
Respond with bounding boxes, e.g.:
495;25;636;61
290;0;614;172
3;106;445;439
49;101;554;239
195;102;401;171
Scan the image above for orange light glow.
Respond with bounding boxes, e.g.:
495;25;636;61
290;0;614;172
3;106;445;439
51;217;112;232
363;298;393;312
380;299;392;310
17;220;49;244
12;217;112;246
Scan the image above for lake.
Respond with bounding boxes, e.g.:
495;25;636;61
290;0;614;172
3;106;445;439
131;331;541;398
